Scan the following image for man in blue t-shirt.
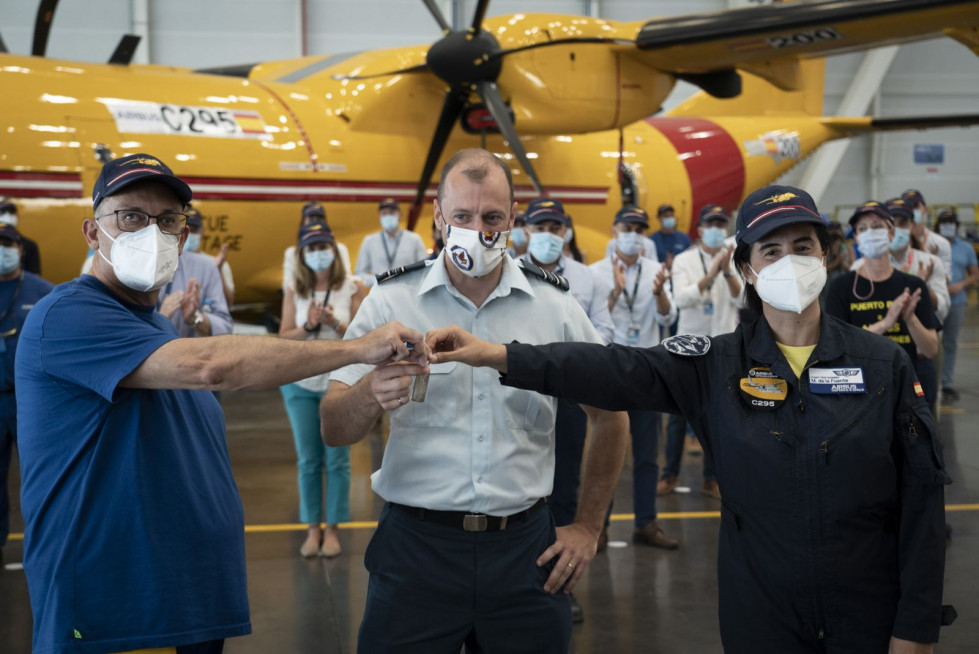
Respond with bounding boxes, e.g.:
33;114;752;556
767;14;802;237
936;208;979;400
0;223;53;563
15;153;429;654
648;203;691;268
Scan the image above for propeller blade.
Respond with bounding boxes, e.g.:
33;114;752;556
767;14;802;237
475;80;545;195
108;34;141;65
406;86;468;230
32;0;60;57
332;62;430;81
0;31;7;53
422;0;451;33
470;0;490;34
492;36;636;60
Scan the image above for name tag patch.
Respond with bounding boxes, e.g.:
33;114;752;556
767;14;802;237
739;367;788;411
808;367;866;394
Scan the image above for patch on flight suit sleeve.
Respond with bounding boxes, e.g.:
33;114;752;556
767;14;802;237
913;381;924;397
519;261;569;291
375;260;430;284
662;334;711;356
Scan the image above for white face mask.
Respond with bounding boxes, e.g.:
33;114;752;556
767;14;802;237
616;230;644;256
0;212;17;228
97;221;180;292
938;223;957;239
563;226;574;244
304;248;335;272
0;245;20;274
749;254;826;314
380;213;400;233
702;226;727;249
889;227;911;252
444;224;509;278
856;228;891;259
184;232;201;252
527;231;564;265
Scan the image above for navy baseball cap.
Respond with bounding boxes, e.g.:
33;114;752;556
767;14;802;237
614;205;650;228
698;204;729;224
185;206;203;228
848;201;893;227
901;189;925;207
524;197;571;226
735;185;823;245
298;220;335;246
936;207;958;223
302;202;326;221
0;223;21;243
657;203;675;217
379;198;399;211
92;153;192;209
885;197;913;221
0;200;16;215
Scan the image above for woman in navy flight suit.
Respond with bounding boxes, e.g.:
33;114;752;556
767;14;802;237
427;185;950;654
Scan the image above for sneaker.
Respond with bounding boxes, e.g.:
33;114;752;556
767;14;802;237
657;476;679;495
632;521;679;550
570;593;585;624
702;480;722;501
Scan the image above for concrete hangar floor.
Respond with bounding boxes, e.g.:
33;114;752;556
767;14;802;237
2;316;978;653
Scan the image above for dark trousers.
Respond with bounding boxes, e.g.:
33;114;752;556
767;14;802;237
549;399;588;527
358;504;571;653
629;410;660;528
0;394;15;547
662;414;715;482
177;640;224;654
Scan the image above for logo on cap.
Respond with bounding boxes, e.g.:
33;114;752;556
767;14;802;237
756;192;798;206
122;157;163;168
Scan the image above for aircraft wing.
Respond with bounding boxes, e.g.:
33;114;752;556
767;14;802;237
630;0;979;91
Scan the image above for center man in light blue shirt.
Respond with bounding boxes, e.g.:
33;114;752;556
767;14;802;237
321;148;629;653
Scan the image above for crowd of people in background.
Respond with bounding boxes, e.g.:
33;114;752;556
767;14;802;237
0;151;974;652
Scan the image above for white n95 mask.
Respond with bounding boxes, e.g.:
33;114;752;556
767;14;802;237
97;222;180;292
445;224;509;278
750;255;826;314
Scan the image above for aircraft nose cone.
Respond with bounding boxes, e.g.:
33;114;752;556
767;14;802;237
426;30;503;86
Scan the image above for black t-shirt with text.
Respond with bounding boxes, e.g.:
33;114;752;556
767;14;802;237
825;269;938;361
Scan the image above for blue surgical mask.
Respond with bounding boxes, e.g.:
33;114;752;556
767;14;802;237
380;213;400;233
563;226;574;244
889;227;910;252
527;231;565;265
913;209;924;224
184;233;201;252
856;228;891;259
661;217;677;230
702;226;726;249
616;231;644;256
510;226;528;248
0;245;19;274
304;249;335;272
939;223;957;239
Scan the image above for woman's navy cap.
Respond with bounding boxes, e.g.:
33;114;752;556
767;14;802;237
298;220;335;246
614;205;650;227
698;204;729;224
848;201;893;227
524;197;571;226
185;206;203;228
885;198;913;221
92;153;192;209
735;185;823;245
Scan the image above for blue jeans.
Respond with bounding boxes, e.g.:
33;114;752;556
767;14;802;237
359;504;570;653
629;410;660;528
662;413;715;482
942;303;967;388
280;384;350;525
549;399;588;527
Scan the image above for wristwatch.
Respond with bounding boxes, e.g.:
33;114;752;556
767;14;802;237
191;310;204;328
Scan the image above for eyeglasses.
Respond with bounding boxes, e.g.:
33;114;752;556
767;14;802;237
97;209;188;235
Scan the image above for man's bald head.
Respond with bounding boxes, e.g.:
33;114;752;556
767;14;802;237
437;149;514;206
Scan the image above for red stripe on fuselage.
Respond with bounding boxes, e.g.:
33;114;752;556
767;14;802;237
644;117;745;238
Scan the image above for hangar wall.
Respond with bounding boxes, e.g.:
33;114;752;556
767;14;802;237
1;0;977;217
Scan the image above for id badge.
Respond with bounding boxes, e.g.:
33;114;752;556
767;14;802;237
627;323;641;346
703;300;714;316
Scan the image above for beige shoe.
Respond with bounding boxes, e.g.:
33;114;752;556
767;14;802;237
319;528;341;558
299;538;320;558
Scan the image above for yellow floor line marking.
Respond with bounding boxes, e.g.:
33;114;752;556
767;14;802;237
6;504;977;541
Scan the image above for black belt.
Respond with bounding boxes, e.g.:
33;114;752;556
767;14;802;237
388;498;547;532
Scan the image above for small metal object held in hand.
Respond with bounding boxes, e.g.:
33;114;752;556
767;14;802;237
410;374;429;403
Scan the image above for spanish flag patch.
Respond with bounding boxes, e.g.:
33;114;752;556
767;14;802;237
914;381;924;397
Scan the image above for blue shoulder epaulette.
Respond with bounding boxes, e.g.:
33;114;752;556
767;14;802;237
519;261;569;292
375;259;429;284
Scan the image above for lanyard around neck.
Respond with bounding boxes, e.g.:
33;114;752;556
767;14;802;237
382;231;403;269
620;262;642;313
